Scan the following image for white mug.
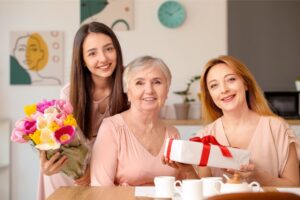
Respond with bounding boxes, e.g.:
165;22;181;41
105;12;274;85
201;177;223;197
174;179;203;200
154;176;175;198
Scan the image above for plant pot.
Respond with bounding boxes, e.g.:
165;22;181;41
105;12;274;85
174;103;190;120
295;81;300;91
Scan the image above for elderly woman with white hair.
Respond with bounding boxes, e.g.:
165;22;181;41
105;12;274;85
90;55;180;186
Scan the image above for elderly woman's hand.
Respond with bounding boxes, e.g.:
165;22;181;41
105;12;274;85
162;156;199;179
40;151;68;176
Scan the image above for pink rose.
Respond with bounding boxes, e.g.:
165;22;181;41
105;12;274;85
54;125;75;145
56;99;73;114
24;120;37;135
36;99;56;113
11;127;27;143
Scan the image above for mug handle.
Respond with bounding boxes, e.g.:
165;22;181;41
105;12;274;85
213;180;222;194
173;180;183;195
249;181;260;192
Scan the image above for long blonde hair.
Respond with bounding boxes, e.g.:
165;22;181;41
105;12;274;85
200;55;275;123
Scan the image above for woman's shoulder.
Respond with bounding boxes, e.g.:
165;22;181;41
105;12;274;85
260;115;290;130
101;114;127;131
165;124;180;137
203;118;221;131
102;114;123;125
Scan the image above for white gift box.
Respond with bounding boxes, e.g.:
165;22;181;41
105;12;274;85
164;138;250;170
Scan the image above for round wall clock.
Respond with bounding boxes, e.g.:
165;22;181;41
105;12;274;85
158;1;186;28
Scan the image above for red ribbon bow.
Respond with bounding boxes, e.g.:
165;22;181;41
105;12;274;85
189;135;232;166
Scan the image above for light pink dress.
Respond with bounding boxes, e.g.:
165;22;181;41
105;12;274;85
37;84;110;200
90;114;179;186
197;116;300;178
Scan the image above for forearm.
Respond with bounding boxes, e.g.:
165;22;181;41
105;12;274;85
253;169;299;186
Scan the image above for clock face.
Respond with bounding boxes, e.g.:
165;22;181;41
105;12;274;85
158;1;186;28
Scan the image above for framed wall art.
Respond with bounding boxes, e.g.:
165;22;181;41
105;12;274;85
10;31;64;85
80;0;134;31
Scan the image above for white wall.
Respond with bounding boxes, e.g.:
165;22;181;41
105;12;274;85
0;0;227;200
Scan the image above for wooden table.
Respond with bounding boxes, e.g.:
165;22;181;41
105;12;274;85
47;186;154;200
47;186;299;200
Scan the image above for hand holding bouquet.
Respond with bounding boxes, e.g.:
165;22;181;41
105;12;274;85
11;99;90;179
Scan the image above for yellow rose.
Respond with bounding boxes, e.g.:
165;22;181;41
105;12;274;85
64;114;77;126
29;130;41;145
24;104;37;116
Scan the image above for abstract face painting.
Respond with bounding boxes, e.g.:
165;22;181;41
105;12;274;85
10;31;64;85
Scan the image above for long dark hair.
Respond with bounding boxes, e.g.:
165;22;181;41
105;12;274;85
69;22;128;139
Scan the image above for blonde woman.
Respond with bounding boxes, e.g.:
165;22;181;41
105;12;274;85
164;55;300;186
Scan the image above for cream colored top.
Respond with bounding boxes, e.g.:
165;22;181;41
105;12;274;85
197;116;300;178
90;114;180;186
38;84;110;200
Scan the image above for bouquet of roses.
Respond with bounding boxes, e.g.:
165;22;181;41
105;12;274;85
11;99;90;179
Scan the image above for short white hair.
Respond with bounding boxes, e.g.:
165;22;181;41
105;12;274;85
123;56;172;93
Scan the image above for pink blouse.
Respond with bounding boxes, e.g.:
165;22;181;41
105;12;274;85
37;84;110;200
90;114;179;186
197;116;300;178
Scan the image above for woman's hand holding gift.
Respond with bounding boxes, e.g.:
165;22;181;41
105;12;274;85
40;151;68;176
162;156;199;179
225;163;256;182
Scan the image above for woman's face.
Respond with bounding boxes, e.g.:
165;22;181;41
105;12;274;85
206;63;248;113
127;66;169;113
82;32;117;80
26;37;44;70
13;36;28;69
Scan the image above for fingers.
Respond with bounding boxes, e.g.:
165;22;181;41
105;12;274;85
239;164;255;172
74;167;90;186
40;152;68;176
74;175;90;186
40;151;46;163
162;157;180;169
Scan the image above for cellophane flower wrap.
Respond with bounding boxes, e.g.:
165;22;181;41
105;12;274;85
11;99;90;179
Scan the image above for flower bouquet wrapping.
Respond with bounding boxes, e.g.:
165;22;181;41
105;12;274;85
11;99;90;179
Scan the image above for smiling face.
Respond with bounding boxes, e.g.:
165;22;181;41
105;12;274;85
206;63;248;113
82;32;117;81
127;65;169;114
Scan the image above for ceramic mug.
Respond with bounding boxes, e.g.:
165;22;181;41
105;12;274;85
174;179;203;200
201;177;223;197
154;176;175;198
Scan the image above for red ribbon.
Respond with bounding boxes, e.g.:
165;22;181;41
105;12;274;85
189;135;232;166
166;138;174;160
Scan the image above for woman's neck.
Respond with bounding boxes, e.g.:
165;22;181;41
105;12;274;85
124;108;161;131
221;105;257;127
92;76;110;101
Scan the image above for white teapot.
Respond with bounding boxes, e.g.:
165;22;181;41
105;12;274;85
214;174;260;194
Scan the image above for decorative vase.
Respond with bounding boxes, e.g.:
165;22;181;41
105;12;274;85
174;103;190;120
295;81;300;91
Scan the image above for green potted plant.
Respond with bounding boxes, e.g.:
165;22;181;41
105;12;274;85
173;75;200;119
295;76;300;91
